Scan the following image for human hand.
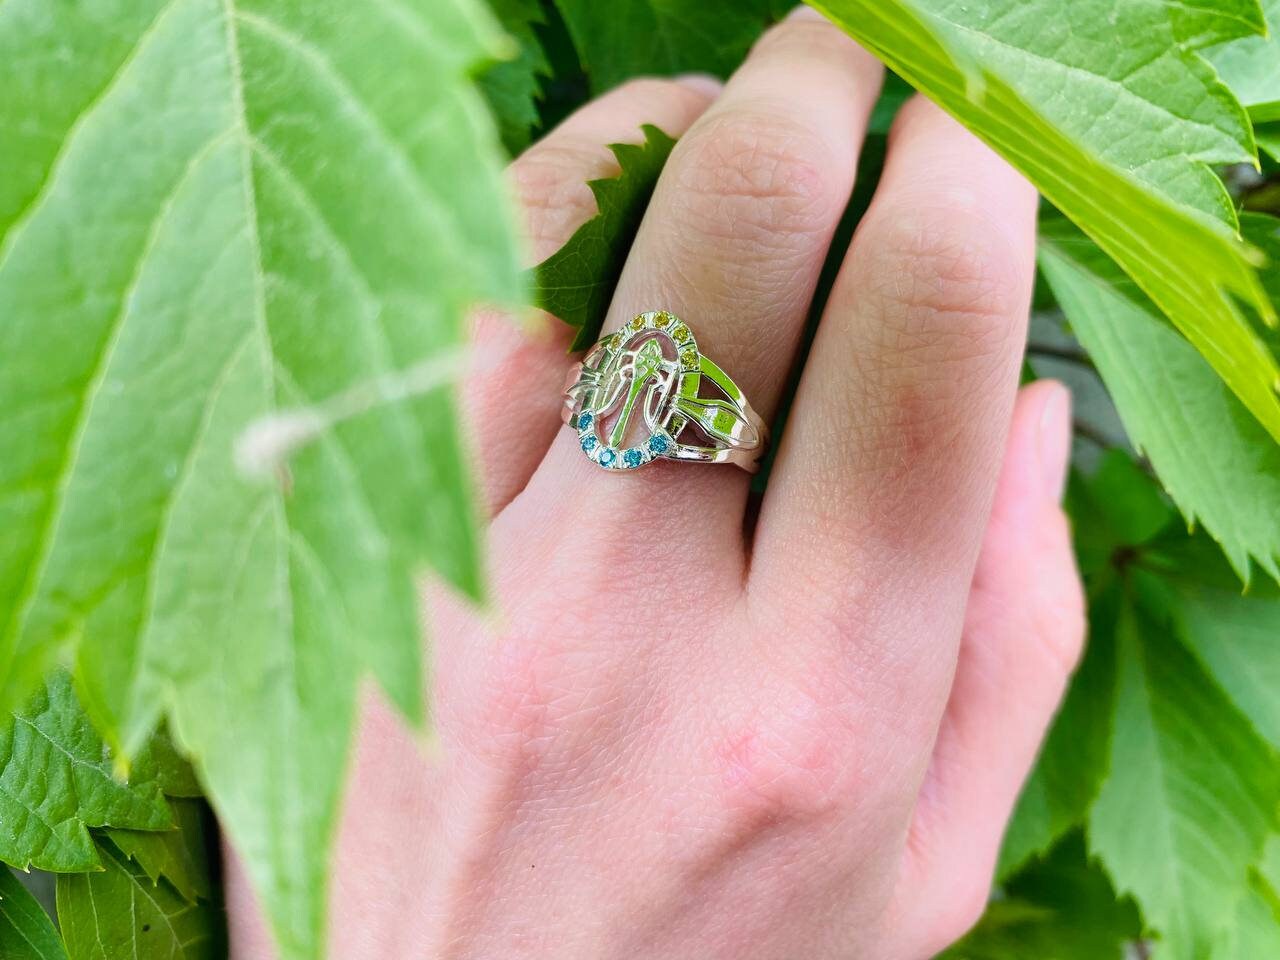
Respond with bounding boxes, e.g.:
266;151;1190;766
228;9;1083;959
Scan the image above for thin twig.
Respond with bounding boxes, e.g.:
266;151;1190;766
1072;417;1116;450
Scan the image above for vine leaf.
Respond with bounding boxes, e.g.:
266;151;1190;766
813;0;1280;448
532;124;676;350
56;839;223;960
479;0;550;154
0;0;522;957
1088;575;1280;960
106;799;216;904
0;673;170;874
0;867;66;960
1208;0;1280;123
1039;218;1280;584
550;0;777;92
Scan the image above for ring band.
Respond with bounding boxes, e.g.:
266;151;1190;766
562;311;769;473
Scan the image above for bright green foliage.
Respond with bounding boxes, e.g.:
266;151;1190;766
1039;220;1280;582
550;0;777;92
533;124;677;349
947;834;1140;959
107;800;216;904
479;0;550;154
1208;0;1280;122
0;868;66;960
1088;575;1280;960
813;0;1280;449
1258;123;1280;160
0;0;522;956
0;673;170;874
1213;878;1280;960
56;841;222;960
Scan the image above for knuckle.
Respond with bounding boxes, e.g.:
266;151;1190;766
671;109;840;243
852;204;1028;369
711;675;860;828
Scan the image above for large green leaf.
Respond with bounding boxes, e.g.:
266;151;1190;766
0;0;522;956
0;867;65;960
532;123;676;349
1208;0;1280;123
813;0;1280;449
56;841;223;960
1039;220;1280;583
551;0;777;92
1088;575;1280;959
0;673;170;874
1213;877;1280;960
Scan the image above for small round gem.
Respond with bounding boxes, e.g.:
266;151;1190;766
598;447;617;467
655;313;671;327
648;435;669;454
681;347;698;366
623;448;644;468
672;323;689;340
578;412;593;430
629;316;644;330
580;434;598;453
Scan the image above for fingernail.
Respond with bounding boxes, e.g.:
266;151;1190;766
786;5;825;20
1037;383;1072;503
674;73;723;98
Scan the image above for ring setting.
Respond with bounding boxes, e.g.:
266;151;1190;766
562;311;768;473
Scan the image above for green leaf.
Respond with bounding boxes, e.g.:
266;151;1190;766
0;867;65;960
551;0;776;92
1256;122;1280;161
1039;219;1280;583
0;0;522;956
1166;561;1280;751
948;833;1140;960
532;124;676;350
0;673;170;874
812;0;1280;450
479;0;550;154
56;840;224;960
1088;575;1280;960
106;799;216;904
999;584;1119;880
1208;0;1280;123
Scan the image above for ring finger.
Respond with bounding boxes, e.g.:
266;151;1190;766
519;8;884;562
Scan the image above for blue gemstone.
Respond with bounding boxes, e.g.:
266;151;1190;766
578;412;593;430
648;435;670;454
598;448;617;467
623;448;643;468
580;435;598;453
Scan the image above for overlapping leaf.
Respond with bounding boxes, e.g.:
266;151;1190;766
533;124;676;349
0;673;169;874
1208;0;1280;123
813;0;1280;449
0;0;523;956
1039;219;1280;582
479;0;550;154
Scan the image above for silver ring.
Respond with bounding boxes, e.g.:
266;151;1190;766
561;311;769;473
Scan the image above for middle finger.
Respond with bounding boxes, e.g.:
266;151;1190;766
522;8;884;561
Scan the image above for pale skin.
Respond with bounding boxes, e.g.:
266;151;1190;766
228;8;1085;958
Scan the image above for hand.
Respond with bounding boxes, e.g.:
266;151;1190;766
228;9;1083;959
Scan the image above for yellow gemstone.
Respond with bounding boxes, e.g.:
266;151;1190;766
629;315;645;330
655;313;672;327
681;348;698;366
672;323;689;341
